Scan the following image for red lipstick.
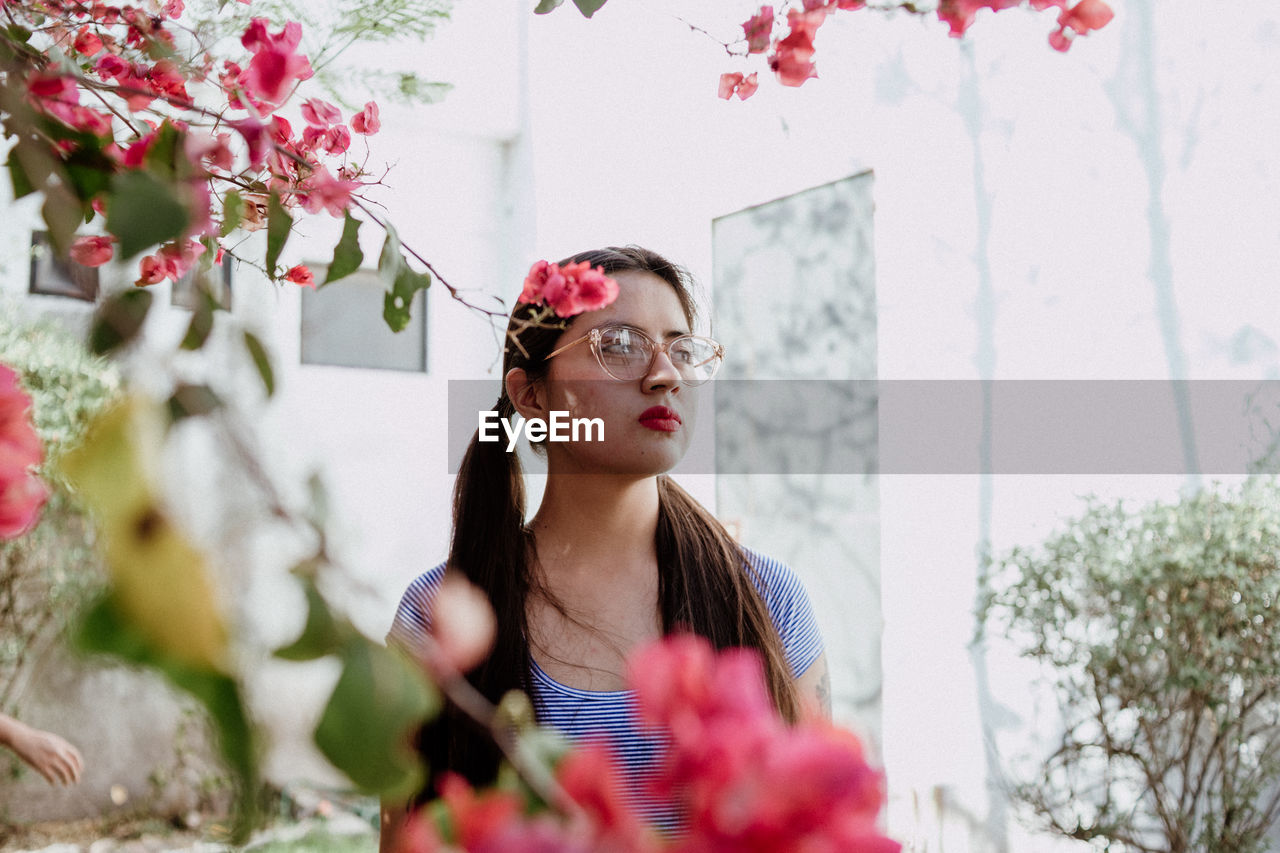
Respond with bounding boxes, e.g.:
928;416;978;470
639;406;681;432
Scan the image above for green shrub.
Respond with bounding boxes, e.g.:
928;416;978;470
0;310;120;714
982;479;1280;853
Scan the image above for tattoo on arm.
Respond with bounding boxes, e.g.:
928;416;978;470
816;667;831;716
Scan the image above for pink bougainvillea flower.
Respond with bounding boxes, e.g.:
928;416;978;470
297;166;357;218
560;261;620;314
300;97;341;127
230;115;271;168
0;365;47;541
1060;0;1113;30
769;8;823;86
243;45;312;106
184;130;235;173
147;59;190;102
0;366;42;472
556;741;655;852
69;235;115;267
163;0;184;18
423;573;496;675
718;71;759;101
122;128;158;168
626;634;899;853
73;26;103;56
742;5;774;54
239;19;313;107
836;0;867;8
519;259;620;318
302;123;351;155
350;101;380;135
136;252;174;285
284;264;315;288
0;473;48;541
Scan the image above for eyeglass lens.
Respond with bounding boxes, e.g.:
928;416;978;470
597;327;720;383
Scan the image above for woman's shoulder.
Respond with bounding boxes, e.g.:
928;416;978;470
386;559;449;652
738;545;810;604
737;544;825;676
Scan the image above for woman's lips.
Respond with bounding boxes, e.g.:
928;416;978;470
639;406;681;432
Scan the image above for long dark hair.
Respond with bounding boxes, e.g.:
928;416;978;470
415;246;799;794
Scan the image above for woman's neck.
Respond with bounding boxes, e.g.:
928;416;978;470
527;475;660;581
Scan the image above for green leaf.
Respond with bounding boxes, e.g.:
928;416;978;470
220;191;243;237
265;192;291;277
274;579;347;662
314;637;438;797
89;289;153;356
142;122;183;178
533;0;564;11
107;170;190;258
243;331;274;397
76;595;259;843
179;290;214;350
324;212;363;285
571;0;608;16
167;383;222;421
7;153;35;199
41;183;85;257
382;261;431;333
376;227;402;288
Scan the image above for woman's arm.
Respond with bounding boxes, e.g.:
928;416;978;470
0;713;84;785
796;651;832;719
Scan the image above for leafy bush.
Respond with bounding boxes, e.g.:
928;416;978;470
982;479;1280;853
0;311;120;713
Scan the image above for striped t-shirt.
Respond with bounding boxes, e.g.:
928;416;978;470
386;546;825;832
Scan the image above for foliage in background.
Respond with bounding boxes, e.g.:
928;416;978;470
0;310;118;716
183;0;455;111
980;479;1280;853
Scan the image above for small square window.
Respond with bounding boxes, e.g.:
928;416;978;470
300;268;427;372
29;231;99;301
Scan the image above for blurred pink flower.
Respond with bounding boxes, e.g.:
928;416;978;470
0;365;47;541
427;573;497;674
69;235;115;267
300;98;341;127
239;18;313;107
350;101;381;135
717;71;758;101
285;264;315;288
297;166;357;217
742;6;773;53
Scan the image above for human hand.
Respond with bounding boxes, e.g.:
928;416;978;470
8;722;84;785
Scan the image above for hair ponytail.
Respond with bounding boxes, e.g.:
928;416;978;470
413;392;536;794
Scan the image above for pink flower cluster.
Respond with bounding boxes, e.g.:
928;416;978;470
16;2;384;287
393;635;898;853
722;0;1113;96
630;635;897;852
519;260;620;318
0;365;48;540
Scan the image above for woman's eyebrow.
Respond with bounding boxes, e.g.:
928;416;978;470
609;321;692;339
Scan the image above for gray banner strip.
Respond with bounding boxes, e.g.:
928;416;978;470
447;380;1280;475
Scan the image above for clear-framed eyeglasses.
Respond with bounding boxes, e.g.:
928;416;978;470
544;324;725;386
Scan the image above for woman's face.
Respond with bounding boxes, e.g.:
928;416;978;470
535;270;698;478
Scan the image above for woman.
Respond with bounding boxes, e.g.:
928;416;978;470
383;245;829;842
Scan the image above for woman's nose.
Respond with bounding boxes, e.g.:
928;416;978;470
643;347;682;391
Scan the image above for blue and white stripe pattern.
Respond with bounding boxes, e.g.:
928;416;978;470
387;546;825;833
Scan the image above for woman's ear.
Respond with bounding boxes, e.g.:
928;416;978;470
505;367;547;422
